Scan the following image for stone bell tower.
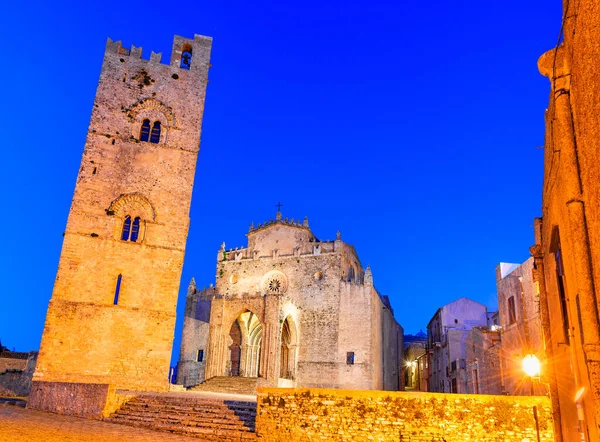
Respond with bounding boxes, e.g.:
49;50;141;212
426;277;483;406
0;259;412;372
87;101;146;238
31;35;212;399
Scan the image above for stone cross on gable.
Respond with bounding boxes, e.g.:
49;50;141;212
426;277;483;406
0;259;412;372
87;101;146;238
275;202;283;212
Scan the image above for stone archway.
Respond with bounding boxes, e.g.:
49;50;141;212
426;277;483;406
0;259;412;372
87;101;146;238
280;316;298;380
226;311;263;378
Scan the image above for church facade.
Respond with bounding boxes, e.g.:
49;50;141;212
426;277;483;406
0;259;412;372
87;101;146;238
177;213;403;390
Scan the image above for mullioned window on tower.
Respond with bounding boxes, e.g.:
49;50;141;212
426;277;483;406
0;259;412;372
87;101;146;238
140;119;161;144
121;216;141;242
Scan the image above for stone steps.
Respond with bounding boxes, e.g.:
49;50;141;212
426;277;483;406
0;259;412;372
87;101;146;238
105;394;257;440
0;397;26;407
188;376;258;395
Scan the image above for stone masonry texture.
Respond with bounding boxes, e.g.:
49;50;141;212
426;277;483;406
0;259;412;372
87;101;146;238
177;218;404;391
256;387;554;442
31;34;212;404
532;0;600;440
0;352;37;397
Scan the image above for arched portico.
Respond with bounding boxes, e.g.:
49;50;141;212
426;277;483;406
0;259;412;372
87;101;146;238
226;310;263;377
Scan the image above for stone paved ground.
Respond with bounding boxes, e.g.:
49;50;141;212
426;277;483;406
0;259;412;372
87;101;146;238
0;406;201;441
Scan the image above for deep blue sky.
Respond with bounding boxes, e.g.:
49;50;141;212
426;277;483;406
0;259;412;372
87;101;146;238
1;1;561;362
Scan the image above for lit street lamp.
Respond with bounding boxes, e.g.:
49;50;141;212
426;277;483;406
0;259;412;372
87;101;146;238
522;354;541;379
522;353;541;442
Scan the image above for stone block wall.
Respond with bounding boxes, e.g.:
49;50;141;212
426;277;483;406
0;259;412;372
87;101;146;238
0;357;27;373
256;388;554;441
34;34;212;396
0;352;37;397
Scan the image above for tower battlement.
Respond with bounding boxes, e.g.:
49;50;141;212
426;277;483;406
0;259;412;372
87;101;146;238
104;34;212;71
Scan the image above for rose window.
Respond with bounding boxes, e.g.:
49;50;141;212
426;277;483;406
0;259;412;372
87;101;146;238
262;271;288;295
269;279;281;293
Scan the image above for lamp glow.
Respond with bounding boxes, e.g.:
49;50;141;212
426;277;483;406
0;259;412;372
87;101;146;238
522;354;541;378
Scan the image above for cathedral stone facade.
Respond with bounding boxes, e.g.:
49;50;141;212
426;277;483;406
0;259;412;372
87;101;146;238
177;213;403;390
31;35;212;402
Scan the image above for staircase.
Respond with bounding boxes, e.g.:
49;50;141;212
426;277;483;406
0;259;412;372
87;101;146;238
105;394;257;441
189;376;258;395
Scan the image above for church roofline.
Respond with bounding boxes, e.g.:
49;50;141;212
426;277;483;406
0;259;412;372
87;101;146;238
246;212;313;237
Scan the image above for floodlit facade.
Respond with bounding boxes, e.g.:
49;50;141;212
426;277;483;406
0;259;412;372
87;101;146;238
177;213;404;390
532;1;600;440
31;35;212;401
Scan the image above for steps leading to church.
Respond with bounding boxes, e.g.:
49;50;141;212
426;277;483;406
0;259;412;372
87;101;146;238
105;394;257;441
188;376;258;395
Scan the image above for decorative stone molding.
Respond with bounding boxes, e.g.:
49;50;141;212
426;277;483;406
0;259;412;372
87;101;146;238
126;98;176;145
108;193;156;222
127;98;176;126
529;244;543;259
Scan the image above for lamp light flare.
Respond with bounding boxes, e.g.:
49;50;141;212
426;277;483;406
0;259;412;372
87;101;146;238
522;354;541;378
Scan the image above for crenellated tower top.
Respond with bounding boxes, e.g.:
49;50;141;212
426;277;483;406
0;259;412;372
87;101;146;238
105;34;212;71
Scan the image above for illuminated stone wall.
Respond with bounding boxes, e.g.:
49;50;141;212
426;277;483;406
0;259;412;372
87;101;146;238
178;220;404;391
533;0;600;440
32;35;212;396
256;388;554;441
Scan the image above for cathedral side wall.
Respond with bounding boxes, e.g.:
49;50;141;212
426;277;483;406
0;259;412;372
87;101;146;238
177;287;213;386
337;282;373;390
382;304;402;390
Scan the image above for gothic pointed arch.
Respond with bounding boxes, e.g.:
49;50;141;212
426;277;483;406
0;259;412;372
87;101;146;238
226;309;263;377
280;315;298;380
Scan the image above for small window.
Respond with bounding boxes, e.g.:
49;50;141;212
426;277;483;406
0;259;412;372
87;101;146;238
346;352;355;365
197;349;204;362
114;274;122;305
150;121;161;144
347;266;355;282
555;242;571;344
130;217;140;242
508;296;516;324
121;216;131;241
140;119;150;142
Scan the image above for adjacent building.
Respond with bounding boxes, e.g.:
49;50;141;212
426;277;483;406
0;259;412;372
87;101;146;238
465;326;502;395
177;212;404;391
426;298;489;393
532;1;600;439
495;259;547;396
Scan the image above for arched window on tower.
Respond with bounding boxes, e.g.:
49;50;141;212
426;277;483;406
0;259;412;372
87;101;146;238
150;121;161;144
121;216;131;241
140;119;151;142
130;217;141;242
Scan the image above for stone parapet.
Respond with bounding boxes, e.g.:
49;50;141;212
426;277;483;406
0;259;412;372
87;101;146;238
256;388;554;441
27;381;116;419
